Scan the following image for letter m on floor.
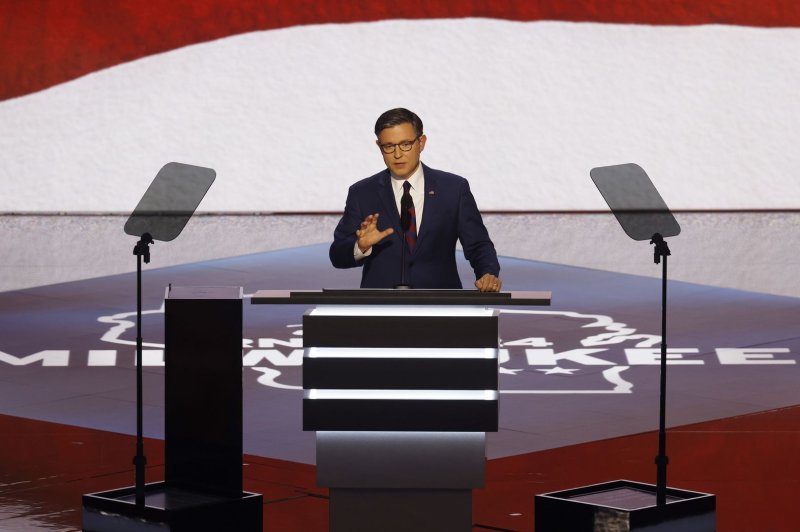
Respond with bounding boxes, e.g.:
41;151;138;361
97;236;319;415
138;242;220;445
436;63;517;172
0;350;69;366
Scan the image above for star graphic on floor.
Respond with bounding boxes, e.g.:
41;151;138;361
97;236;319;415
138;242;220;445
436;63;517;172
536;366;579;375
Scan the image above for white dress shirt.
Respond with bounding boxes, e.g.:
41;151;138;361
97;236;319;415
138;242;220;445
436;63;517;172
354;163;425;260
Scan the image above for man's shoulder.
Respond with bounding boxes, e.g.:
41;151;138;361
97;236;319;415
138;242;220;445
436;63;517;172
423;165;468;188
349;169;389;192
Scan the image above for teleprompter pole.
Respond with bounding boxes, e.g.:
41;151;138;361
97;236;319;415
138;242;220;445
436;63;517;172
133;232;153;509
651;232;671;507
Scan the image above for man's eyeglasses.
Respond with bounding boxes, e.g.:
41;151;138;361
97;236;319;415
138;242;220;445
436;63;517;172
379;137;419;154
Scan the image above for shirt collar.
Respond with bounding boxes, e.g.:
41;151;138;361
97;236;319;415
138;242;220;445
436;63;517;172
390;163;424;193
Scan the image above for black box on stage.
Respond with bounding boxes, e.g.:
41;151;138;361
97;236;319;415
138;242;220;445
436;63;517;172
83;481;262;532
535;479;715;531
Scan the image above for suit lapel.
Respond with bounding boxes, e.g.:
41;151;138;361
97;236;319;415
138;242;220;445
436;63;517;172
415;164;437;250
377;170;402;233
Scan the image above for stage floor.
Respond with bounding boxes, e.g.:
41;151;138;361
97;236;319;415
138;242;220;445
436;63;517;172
0;244;798;530
1;244;798;463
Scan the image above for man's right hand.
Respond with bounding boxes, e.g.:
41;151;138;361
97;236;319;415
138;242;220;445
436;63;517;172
356;213;394;253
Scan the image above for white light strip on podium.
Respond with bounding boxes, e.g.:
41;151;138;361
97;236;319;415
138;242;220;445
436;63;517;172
305;347;497;359
305;389;498;401
319;431;484;438
310;306;494;317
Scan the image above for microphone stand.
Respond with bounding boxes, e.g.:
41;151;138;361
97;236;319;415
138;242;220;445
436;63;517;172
395;196;412;289
395;235;411;289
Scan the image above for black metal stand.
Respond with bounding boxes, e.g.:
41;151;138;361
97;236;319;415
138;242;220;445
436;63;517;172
535;233;716;531
650;232;671;507
132;232;153;509
395;237;411;289
534;164;716;531
395;208;412;289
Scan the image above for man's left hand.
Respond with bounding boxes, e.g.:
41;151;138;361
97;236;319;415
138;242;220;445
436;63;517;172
475;273;502;293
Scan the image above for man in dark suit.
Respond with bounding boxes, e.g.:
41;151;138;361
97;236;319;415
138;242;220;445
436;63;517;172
329;108;502;291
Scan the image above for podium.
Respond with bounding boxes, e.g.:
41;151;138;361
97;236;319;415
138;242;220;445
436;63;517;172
252;289;550;532
83;286;262;532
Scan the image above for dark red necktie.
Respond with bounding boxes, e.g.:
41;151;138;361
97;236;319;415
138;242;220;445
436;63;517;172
401;181;417;250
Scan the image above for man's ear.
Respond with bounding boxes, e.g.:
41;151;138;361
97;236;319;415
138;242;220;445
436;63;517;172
418;134;427;152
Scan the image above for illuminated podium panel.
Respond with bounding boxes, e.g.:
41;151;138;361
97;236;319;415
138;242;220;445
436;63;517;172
304;306;499;433
253;289;550;532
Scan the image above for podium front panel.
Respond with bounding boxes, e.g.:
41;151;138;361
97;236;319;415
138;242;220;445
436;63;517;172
302;306;499;433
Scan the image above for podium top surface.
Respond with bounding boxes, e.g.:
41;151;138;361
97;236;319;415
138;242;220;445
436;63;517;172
250;289;551;306
167;286;243;300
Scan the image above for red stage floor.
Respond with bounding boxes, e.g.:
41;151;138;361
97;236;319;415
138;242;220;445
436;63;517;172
1;406;798;531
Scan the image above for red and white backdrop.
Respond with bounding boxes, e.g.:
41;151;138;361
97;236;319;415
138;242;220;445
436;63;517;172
1;0;799;213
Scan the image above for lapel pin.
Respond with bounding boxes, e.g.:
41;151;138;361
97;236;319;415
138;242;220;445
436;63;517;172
428;190;435;196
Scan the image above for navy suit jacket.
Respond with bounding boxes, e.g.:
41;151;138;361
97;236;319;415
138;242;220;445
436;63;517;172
329;164;500;288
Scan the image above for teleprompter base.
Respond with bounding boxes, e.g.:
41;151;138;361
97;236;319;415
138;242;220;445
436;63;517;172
535;480;715;532
82;481;262;532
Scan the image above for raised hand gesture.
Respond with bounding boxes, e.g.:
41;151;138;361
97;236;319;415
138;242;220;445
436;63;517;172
356;213;394;253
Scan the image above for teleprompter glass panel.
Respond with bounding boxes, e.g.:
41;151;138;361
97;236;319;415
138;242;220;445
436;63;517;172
124;162;215;242
590;163;680;241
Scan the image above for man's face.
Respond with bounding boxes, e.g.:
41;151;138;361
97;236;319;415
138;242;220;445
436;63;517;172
376;123;426;179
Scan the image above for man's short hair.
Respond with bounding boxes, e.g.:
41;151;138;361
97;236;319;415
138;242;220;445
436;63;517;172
374;108;423;138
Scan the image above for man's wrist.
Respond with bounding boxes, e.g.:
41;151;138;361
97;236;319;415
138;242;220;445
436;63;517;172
354;241;372;260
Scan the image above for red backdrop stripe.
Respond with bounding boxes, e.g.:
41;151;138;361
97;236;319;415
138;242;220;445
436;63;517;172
1;0;799;101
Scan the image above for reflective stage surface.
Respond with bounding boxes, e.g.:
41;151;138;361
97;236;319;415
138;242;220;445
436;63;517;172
1;408;798;530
